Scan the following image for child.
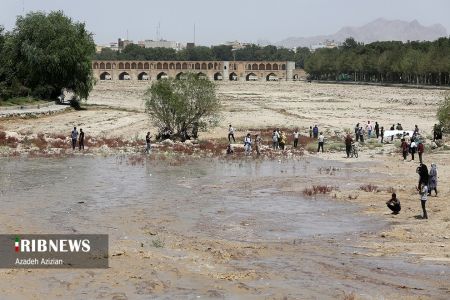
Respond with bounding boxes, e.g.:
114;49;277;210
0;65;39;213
420;185;428;219
386;193;401;215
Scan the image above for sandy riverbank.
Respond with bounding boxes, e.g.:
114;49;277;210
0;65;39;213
0;81;449;299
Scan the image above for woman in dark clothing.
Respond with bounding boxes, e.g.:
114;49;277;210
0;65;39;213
417;163;429;190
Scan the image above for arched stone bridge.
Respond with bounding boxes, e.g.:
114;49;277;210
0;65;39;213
92;60;305;82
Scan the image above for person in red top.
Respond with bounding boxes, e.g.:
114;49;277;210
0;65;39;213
418;141;424;164
401;138;408;160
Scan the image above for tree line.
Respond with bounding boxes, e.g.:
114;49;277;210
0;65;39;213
94;44;312;69
305;37;450;86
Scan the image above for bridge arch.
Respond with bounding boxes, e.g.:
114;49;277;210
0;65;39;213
119;72;131;80
246;73;258;81
99;72;111;80
182;63;188;70
266;63;272;71
118;62;124;69
125;62;130;69
93;62;99;69
156;62;162;69
293;74;299;80
195;63;200;70
247;64;251;70
266;73;278;81
138;62;143;69
259;63;265;70
99;62;105;69
157;72;168;80
197;72;207;79
281;64;286;70
213;72;223;81
106;62;112;69
163;63;168;69
131;62;136;69
144;62;149;69
138;72;149;80
176;63;181;70
176;72;186;80
229;72;238;81
252;63;258;70
273;64;278;70
201;63;207;70
169;63;175;69
208;63;213;70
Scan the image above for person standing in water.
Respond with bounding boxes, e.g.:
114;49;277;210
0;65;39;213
79;129;85;150
386;193;401;215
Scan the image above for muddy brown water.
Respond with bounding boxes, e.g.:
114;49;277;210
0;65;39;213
0;157;449;299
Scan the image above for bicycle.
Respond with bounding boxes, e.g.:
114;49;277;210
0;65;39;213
350;142;358;158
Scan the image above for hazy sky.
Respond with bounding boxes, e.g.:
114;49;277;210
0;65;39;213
1;0;449;45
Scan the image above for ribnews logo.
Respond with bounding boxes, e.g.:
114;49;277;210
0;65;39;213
0;234;108;269
14;236;91;253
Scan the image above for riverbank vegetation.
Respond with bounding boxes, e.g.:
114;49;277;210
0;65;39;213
0;11;96;102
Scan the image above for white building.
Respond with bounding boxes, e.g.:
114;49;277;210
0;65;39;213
143;40;185;51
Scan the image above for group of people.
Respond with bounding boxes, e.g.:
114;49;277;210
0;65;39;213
400;132;425;163
354;121;385;143
271;129;288;150
70;127;85;150
386;162;438;219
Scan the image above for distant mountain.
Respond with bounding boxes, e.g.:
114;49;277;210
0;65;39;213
275;18;448;48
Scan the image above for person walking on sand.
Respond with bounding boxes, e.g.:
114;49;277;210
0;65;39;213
386;193;401;215
401;138;408;160
228;125;236;143
418;141;424;164
309;126;313;138
375;122;380;139
344;133;353;158
380;126;385;143
145;131;152;154
293;129;299;148
71;127;78;150
79;129;85;150
244;133;252;155
428;163;438;196
255;134;262;156
317;132;324;153
313;125;319;139
419;184;428;219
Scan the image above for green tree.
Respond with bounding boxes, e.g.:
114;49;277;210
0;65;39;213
437;96;450;133
2;11;95;100
144;74;221;138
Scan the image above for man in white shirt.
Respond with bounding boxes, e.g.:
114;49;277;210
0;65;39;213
317;132;324;152
71;127;78;150
293;129;299;148
228;125;236;143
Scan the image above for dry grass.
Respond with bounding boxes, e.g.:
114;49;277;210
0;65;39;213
31;133;48;150
0;131;19;148
360;184;379;192
303;185;336;196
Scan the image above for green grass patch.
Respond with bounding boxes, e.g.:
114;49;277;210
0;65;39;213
0;97;52;107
